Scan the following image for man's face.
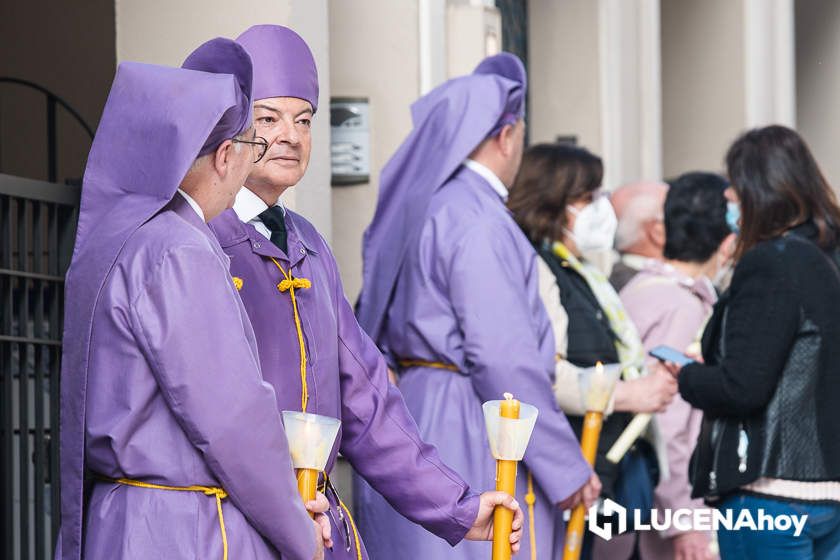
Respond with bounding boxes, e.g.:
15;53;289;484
246;97;313;196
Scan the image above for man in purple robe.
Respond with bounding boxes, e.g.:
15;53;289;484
355;53;601;559
59;38;330;560
207;24;524;560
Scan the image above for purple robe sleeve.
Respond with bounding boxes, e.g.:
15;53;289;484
448;222;592;504
128;244;316;560
330;252;480;545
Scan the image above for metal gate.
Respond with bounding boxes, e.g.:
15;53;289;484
1;172;80;560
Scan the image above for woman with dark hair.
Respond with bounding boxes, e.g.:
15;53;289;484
509;144;676;558
618;172;734;560
670;126;840;559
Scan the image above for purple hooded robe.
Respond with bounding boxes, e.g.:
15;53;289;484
354;54;593;559
206;25;481;560
58;39;315;560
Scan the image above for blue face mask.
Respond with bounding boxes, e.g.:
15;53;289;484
726;201;741;234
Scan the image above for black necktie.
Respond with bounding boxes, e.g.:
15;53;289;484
258;205;288;254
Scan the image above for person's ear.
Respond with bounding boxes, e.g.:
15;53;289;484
212;139;234;178
498;123;515;158
648;219;666;250
720;232;737;260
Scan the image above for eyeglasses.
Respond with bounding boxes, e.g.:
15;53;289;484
232;135;269;163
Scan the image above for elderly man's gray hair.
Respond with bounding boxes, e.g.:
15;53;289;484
614;193;664;251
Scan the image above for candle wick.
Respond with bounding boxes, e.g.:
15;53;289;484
503;392;514;401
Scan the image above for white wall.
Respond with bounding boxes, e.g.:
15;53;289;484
661;0;746;178
329;0;420;300
598;0;663;188
115;0;333;239
528;0;602;152
796;0;840;188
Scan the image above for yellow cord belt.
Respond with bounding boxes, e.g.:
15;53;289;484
397;359;460;372
397;360;539;558
110;478;229;560
322;472;364;560
271;257;312;412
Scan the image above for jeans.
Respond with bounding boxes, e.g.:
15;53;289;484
717;493;840;560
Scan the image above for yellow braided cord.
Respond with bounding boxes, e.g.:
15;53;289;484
526;471;537;560
321;472;362;560
339;499;363;560
397;359;459;372
271;257;311;412
232;276;243;291
113;478;228;560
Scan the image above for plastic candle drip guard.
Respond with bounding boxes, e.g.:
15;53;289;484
281;411;341;470
579;362;622;412
482;400;539;461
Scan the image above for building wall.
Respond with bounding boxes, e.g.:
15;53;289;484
527;0;602;152
796;0;840;188
0;0;116;184
661;0;746;178
329;0;420;300
115;0;333;239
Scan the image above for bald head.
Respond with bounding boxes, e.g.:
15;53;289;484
612;181;669;257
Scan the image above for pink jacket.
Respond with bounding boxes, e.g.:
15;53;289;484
603;260;718;559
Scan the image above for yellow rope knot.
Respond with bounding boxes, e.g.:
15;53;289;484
232;277;243;291
524;490;536;506
111;478;229;560
271;258;311;411
202;487;228;499
277;277;312;292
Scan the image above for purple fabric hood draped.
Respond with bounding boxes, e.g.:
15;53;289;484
357;52;526;342
58;38;253;560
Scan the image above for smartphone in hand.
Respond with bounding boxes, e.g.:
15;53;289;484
648;345;694;367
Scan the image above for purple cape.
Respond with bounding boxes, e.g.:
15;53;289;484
59;44;252;560
356;53;525;342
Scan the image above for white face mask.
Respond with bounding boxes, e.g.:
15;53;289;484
566;195;618;253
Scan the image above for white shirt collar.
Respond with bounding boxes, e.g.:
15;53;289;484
233;187;285;223
621;253;651;272
177;189;205;222
464;159;508;201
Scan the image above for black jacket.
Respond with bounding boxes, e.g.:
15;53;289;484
680;222;840;501
538;244;633;498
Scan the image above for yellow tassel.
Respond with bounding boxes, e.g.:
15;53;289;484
270;258;312;412
526;471;537;560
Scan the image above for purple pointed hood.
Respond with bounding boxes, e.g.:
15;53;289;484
236;24;319;112
59;38;253;560
356;53;526;342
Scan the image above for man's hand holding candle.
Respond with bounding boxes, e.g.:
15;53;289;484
465;492;525;553
305;492;333;551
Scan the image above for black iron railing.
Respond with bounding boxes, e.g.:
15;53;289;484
1;172;79;560
0;78;95;184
